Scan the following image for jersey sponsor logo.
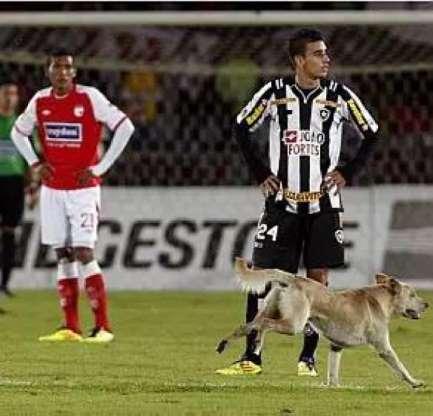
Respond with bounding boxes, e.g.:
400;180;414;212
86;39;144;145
73;105;84;117
44;122;83;142
316;99;340;108
245;99;267;125
282;129;298;143
270;97;297;106
347;99;368;131
282;129;325;156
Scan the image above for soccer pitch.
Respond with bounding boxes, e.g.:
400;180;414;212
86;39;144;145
1;290;432;416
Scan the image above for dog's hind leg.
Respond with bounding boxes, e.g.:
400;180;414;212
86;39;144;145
216;323;249;353
216;288;282;354
216;315;266;354
258;317;297;335
327;344;343;387
371;335;425;388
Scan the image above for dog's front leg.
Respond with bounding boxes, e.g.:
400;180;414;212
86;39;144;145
373;337;424;388
327;344;343;387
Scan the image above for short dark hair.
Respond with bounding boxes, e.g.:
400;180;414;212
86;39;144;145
0;74;18;87
289;28;325;69
46;48;74;67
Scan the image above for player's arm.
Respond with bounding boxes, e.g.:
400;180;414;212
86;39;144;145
11;94;53;186
79;88;134;185
23;133;43;209
234;82;279;194
325;86;379;192
11;95;39;167
336;86;379;181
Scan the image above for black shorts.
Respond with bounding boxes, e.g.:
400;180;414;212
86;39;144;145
252;201;344;273
0;176;25;228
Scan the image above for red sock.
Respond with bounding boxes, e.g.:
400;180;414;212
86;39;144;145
57;278;80;333
85;274;110;331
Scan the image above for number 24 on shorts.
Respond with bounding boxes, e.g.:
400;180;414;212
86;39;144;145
256;224;279;241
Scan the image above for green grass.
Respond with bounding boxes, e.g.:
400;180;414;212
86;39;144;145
1;290;432;416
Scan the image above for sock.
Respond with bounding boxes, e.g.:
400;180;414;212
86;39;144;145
57;278;80;333
242;292;260;364
1;230;15;289
298;322;319;364
241;284;272;365
82;260;111;332
57;259;80;333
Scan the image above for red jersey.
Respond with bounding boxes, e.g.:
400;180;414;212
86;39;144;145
14;84;126;189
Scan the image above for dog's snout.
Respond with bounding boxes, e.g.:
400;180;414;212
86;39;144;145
424;301;429;309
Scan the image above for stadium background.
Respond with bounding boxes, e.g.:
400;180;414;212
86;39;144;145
3;1;433;290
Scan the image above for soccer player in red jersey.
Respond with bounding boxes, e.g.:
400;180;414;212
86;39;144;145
11;49;135;343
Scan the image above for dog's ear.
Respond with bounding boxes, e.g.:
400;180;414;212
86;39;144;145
375;273;391;284
388;278;401;295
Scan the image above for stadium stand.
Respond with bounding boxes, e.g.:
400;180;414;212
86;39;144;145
1;23;433;186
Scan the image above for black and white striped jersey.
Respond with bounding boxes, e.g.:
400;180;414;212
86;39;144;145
236;76;379;214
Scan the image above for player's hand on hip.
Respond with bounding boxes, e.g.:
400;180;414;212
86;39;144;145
31;162;54;182
76;168;96;186
260;174;281;197
323;170;346;195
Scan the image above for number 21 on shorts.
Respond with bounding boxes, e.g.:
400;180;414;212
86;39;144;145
80;213;95;229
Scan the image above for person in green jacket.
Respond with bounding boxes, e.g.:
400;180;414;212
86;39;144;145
0;78;35;296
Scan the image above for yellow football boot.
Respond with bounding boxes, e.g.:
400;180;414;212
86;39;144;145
81;327;114;344
215;360;262;375
38;328;83;342
297;361;318;377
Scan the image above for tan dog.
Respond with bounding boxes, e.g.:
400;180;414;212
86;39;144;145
217;258;429;388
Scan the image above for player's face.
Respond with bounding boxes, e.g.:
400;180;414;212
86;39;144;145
48;55;76;94
0;84;19;112
297;41;330;80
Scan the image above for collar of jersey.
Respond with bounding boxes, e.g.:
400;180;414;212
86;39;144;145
51;84;76;100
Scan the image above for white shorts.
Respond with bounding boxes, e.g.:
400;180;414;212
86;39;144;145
40;185;101;249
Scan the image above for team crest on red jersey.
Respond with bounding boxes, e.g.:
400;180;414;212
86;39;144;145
73;105;84;117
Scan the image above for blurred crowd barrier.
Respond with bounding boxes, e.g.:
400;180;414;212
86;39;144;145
1;24;433;186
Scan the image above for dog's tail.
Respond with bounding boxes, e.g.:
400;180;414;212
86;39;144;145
234;257;295;294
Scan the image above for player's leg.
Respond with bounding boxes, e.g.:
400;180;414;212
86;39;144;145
300;212;344;375
38;186;82;342
75;246;113;343
296;267;327;377
1;226;17;296
56;247;81;333
39;247;82;341
216;201;302;375
69;186;113;343
0;176;25;296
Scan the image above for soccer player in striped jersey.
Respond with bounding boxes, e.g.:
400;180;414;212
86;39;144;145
216;28;379;376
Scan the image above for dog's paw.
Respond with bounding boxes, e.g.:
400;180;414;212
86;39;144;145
411;379;425;389
216;339;228;354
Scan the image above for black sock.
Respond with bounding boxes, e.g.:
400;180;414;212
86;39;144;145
298;323;319;364
1;231;15;289
241;292;261;364
241;284;272;365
